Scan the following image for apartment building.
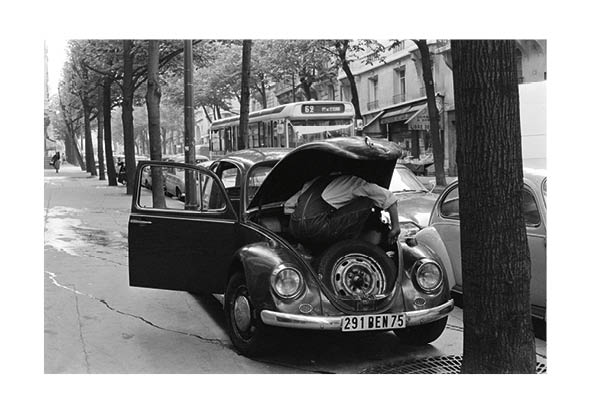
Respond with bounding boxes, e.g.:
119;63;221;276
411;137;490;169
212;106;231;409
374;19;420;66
198;40;546;174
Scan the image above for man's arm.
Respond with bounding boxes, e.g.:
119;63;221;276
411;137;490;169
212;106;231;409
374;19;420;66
386;202;401;245
351;177;400;244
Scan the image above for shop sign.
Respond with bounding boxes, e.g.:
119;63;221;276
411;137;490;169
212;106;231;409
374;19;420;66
408;111;431;130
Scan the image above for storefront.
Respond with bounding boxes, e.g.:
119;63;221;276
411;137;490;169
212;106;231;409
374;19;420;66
362;97;436;158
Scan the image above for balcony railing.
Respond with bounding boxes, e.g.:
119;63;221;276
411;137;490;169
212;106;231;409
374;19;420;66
367;100;380;111
392;93;406;105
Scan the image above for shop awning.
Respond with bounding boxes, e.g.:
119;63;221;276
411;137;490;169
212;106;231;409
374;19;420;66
380;102;427;125
405;104;431;130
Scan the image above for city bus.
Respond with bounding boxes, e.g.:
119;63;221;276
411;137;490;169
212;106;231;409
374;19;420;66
208;100;355;157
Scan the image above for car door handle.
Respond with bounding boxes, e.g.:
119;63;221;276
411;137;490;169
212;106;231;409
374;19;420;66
130;218;152;225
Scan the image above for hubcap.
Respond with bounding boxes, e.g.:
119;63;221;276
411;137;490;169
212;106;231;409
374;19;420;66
233;295;252;333
331;253;386;297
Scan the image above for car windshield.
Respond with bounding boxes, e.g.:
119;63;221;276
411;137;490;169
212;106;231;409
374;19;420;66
388;168;428;193
247;165;273;203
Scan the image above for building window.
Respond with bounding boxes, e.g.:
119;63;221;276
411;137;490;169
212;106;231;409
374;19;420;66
393;67;406;104
367;75;379;110
327;84;335;100
341;85;351;101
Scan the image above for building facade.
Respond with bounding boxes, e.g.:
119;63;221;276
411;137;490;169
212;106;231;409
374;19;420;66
198;40;546;174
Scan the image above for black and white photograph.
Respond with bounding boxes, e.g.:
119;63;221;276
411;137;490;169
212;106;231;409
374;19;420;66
42;37;548;375
4;1;590;412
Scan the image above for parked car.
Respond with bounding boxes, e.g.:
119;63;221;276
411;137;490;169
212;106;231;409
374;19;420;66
415;161;547;321
128;137;454;357
162;154;210;199
388;164;438;234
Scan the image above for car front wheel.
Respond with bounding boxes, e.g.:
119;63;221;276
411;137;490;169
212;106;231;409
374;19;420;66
394;316;448;345
224;272;270;357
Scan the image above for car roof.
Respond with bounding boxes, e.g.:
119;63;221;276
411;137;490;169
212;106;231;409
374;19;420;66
215;148;290;169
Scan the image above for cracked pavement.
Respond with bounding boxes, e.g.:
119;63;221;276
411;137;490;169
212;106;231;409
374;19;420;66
44;164;547;373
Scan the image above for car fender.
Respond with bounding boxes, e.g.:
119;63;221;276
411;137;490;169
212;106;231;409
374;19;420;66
232;242;323;315
415;227;456;290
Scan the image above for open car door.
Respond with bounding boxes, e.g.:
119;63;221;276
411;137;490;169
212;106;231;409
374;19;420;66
128;161;237;294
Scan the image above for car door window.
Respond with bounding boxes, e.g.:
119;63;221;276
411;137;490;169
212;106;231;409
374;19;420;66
138;165;179;209
522;188;541;227
137;164;207;211
440;187;460;219
439;184;541;227
201;174;226;211
214;162;241;211
247;165;272;203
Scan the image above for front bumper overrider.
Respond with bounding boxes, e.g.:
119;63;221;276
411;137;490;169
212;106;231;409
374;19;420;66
260;299;454;330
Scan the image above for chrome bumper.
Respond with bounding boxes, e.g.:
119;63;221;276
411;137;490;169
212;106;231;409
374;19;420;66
260;299;454;331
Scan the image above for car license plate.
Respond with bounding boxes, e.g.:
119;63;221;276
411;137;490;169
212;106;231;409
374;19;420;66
341;313;406;332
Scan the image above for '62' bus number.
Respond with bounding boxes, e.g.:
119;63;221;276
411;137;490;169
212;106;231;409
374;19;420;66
342;313;407;332
301;104;344;114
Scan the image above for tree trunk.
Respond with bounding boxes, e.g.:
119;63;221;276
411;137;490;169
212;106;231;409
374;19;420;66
122;40;137;195
415;40;446;187
146;40;166;209
342;62;362;121
260;76;267;109
83;104;97;176
238;39;252;150
64;133;74;164
451;40;536;373
202;105;212;123
70;130;85;169
291;73;296;103
97;91;106;180
103;77;118;186
299;77;312;100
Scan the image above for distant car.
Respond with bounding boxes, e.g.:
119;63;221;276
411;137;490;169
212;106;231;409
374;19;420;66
129;137;454;357
415;162;547;321
162;154;210;199
388;164;439;235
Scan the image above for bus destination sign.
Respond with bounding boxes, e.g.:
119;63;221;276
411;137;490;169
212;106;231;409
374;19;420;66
301;103;345;114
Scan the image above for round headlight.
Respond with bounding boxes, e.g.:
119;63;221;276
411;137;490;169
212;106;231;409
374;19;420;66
272;267;303;299
414;260;443;292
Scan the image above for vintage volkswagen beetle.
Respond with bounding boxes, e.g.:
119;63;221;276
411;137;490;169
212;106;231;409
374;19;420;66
128;137;454;356
415;161;546;323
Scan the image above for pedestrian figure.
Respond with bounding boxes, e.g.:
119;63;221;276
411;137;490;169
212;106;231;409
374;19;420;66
50;152;61;173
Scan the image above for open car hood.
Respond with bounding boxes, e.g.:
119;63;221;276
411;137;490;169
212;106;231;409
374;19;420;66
248;137;402;209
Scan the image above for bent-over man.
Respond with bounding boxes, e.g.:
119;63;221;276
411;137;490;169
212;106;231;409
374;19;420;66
284;173;400;251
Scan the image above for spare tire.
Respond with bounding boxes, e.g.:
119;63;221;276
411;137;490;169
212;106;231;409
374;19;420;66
316;239;397;298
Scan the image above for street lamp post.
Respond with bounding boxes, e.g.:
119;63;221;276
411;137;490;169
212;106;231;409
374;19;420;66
184;40;198;209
